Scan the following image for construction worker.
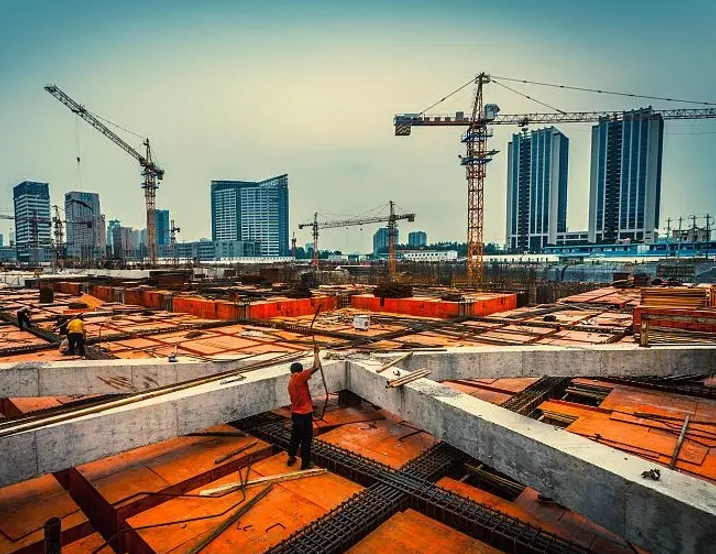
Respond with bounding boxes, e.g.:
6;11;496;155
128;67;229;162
67;315;86;358
16;307;31;330
287;346;321;470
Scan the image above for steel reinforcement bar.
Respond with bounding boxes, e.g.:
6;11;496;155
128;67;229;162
243;415;595;554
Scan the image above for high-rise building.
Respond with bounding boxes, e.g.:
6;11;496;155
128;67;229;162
588;108;664;244
155;209;170;248
112;226;135;259
13;181;51;263
373;227;398;256
505;127;569;252
65;191;107;261
107;219;121;253
408;231;427;248
210;174;289;257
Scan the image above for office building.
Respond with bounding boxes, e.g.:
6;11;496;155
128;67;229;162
506;128;569;253
155;209;170;248
402;250;457;262
13;181;52;263
588;108;664;244
106;219;121;253
112;226;135;259
408;231;427;248
210;175;289;257
373;227;398;256
65;192;106;261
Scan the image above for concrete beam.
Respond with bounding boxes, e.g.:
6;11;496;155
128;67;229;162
0;360;346;487
372;345;716;381
0;354;296;396
347;360;716;554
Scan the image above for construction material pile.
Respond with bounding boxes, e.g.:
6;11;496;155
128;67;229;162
285;283;313;299
641;287;711;308
373;282;413;299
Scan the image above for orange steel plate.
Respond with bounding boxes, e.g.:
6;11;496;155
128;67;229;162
0;475;92;554
125;454;362;554
347;509;503;554
319;417;438;469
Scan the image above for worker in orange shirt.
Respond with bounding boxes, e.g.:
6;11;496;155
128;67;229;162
287;346;321;470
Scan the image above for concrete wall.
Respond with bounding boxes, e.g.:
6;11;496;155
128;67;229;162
0;360;346;487
346;361;716;554
0;354;296;396
379;345;716;381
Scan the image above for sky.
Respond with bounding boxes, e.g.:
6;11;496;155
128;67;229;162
1;0;715;253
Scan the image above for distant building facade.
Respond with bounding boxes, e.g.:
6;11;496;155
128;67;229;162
506;127;569;253
112;226;135;259
155;209;170;248
588;108;664;244
210;174;289;257
401;250;457;262
373;227;399;256
65;191;106;261
408;231;427;248
13;181;52;263
106;219;121;253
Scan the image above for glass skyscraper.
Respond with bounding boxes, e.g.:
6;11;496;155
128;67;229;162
210;175;289;257
155;209;170;248
505;127;569;252
588;108;664;244
13;181;52;263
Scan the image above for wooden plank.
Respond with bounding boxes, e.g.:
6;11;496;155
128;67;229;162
199;468;327;497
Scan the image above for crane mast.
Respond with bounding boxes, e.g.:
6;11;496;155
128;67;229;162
170;219;180;267
44;84;165;265
298;202;416;279
395;74;716;284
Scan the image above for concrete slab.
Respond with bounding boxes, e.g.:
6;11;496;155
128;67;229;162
0;354;302;396
0;360;346;487
370;345;716;381
345;361;716;554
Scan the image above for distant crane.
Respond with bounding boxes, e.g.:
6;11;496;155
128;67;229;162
170;219;181;267
298;201;415;279
291;232;297;259
395;72;716;283
0;209;73;268
44;84;165;265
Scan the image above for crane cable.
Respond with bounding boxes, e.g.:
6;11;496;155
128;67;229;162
414;73;716;118
490;75;716;106
75;116;82;188
490;79;566;115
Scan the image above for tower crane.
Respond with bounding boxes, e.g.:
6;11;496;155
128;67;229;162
395;72;716;283
170;219;181;267
298;201;416;278
44;84;165;265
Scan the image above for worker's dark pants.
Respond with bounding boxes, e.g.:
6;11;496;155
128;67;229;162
288;412;313;468
17;314;30;329
68;333;86;357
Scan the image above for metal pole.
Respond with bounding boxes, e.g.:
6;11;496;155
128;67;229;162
43;517;61;554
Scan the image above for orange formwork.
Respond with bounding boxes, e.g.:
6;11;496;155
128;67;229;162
272;402;386;434
633;306;716;332
539;382;716;483
67;425;271;552
0;474;93;554
319;415;438;469
63;532;113;554
437;478;636;554
347;509;503;554
351;293;517;319
124;453;363;554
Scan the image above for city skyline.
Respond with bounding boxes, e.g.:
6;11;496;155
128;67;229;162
0;1;715;254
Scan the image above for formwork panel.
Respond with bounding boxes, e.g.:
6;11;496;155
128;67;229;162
125;453;362;554
319;416;438;468
0;475;92;554
67;426;271;551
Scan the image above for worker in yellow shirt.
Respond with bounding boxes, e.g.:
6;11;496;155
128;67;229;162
67;315;86;358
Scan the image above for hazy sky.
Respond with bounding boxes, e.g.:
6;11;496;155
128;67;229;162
1;0;715;253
